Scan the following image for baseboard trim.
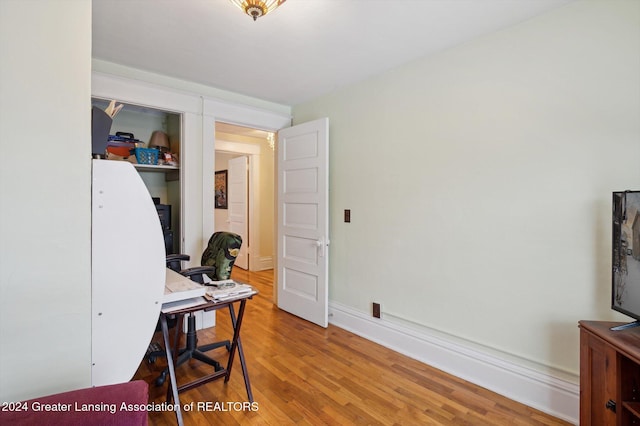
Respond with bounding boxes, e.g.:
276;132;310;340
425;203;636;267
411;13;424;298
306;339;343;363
328;301;579;424
252;256;273;272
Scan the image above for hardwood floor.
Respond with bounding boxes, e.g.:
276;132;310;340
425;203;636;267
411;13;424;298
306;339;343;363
134;269;572;425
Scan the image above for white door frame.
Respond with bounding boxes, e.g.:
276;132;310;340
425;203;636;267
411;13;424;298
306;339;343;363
203;99;290;248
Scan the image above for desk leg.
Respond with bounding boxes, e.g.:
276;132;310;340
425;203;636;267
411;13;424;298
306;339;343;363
226;301;253;403
161;314;183;426
165;314;184;402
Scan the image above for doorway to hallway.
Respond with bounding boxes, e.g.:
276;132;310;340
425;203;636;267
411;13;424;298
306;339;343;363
214;122;275;272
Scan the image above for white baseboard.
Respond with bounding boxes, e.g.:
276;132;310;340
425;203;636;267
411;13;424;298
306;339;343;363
251;255;273;271
328;301;579;425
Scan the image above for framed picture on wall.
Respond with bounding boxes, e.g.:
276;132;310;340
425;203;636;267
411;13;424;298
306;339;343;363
215;170;228;209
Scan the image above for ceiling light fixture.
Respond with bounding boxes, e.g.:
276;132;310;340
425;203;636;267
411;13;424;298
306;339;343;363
229;0;287;21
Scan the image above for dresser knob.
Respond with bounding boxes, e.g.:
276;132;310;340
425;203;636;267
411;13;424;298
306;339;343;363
605;399;616;413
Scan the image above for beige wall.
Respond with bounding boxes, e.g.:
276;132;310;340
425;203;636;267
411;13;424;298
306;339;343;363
293;0;640;376
0;0;92;401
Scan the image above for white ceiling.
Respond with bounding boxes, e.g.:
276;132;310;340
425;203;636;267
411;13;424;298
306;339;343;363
92;0;573;106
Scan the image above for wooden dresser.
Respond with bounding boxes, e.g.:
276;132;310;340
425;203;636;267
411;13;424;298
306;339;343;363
579;320;640;425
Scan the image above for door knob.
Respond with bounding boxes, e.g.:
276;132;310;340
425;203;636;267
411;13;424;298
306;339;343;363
316;238;325;257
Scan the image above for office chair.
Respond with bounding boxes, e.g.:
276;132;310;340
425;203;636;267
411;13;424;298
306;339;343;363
166;254;190;273
154;232;242;387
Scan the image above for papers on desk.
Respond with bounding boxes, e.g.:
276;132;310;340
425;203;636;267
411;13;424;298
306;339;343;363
164;268;206;303
205;281;254;301
161;283;255;314
206;279;235;287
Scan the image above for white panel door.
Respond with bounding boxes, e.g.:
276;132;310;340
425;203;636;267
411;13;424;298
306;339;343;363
277;118;329;327
229;155;249;269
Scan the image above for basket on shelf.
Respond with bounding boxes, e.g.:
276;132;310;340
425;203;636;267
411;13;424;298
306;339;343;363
134;147;159;165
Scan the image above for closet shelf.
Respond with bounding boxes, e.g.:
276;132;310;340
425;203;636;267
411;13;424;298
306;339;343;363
133;163;179;172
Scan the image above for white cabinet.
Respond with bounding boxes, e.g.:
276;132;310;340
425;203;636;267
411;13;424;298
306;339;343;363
91;70;291;267
92;98;182;254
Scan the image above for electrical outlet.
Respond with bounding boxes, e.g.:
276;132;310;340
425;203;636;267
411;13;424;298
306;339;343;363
373;302;381;318
344;209;351;223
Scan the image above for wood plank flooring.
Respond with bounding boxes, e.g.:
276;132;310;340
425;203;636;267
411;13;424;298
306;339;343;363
134;269;572;425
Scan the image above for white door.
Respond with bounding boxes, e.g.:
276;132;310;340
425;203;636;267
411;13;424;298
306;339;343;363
277;118;329;327
228;155;249;269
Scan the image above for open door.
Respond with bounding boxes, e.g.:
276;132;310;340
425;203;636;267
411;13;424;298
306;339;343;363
276;118;329;327
228;155;249;270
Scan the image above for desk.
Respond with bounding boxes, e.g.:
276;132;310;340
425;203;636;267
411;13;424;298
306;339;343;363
159;288;257;426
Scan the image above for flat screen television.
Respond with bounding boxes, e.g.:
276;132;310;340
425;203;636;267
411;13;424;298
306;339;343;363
612;190;640;330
